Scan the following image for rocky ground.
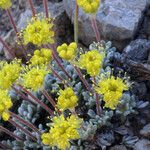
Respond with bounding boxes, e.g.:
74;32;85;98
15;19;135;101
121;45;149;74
0;0;150;150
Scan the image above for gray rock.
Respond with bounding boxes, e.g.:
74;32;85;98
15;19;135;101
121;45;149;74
18;2;65;29
63;0;148;50
109;145;127;150
0;43;4;55
134;139;150;150
123;39;150;62
17;9;32;30
140;124;150;138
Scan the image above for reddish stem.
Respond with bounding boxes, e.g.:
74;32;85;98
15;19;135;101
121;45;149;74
52;52;72;80
43;0;49;18
6;9;18;34
6;9;27;60
74;66;93;93
42;89;61;114
93;77;102;116
47;44;72;80
28;0;36;17
0;36;15;58
0;142;10;149
12;86;36;106
18;85;54;116
91;17;100;42
8;118;37;141
51;67;69;87
10;111;41;135
42;89;56;108
0;126;23;141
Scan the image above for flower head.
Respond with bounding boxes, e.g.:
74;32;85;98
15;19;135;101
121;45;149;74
77;0;100;14
21;66;49;91
0;59;22;90
57;42;77;61
96;75;129;109
0;89;12;121
78;50;104;77
30;48;52;66
0;0;12;10
41;114;82;150
57;87;78;111
23;17;54;46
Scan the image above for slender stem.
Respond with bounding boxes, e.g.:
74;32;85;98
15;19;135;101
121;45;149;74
12;85;36;106
0;126;23;141
74;0;79;44
28;0;36;17
0;36;15;58
0;142;10;149
46;44;72;80
8;118;37;141
6;9;27;60
50;67;69;87
6;9;18;34
91;16;100;42
51;67;65;82
10;111;41;135
42;89;56;108
42;89;61;114
43;0;49;18
93;77;101;116
73;65;93;93
52;52;72;80
18;85;54;116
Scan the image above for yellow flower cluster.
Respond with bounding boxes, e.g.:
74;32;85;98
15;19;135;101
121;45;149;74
96;75;129;109
77;0;100;14
30;48;52;66
22;67;48;91
79;50;104;77
23;18;54;46
57;87;78;111
57;42;77;61
0;89;12;121
0;59;22;90
41;114;82;150
0;0;12;10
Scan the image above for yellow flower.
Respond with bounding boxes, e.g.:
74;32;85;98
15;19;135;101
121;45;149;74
41;114;82;150
0;59;22;90
23;17;54;46
0;89;12;121
96;75;129;109
78;50;104;77
57;87;78;111
30;48;52;66
22;66;49;91
57;42;77;61
77;0;100;14
0;0;12;10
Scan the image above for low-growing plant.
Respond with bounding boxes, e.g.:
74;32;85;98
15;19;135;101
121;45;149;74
0;0;137;150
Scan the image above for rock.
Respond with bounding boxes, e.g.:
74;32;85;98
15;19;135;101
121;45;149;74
0;0;26;37
123;39;150;62
1;1;72;58
0;0;27;56
140;124;150;138
17;9;32;30
134;139;150;150
109;145;127;150
0;43;4;55
63;0;148;50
